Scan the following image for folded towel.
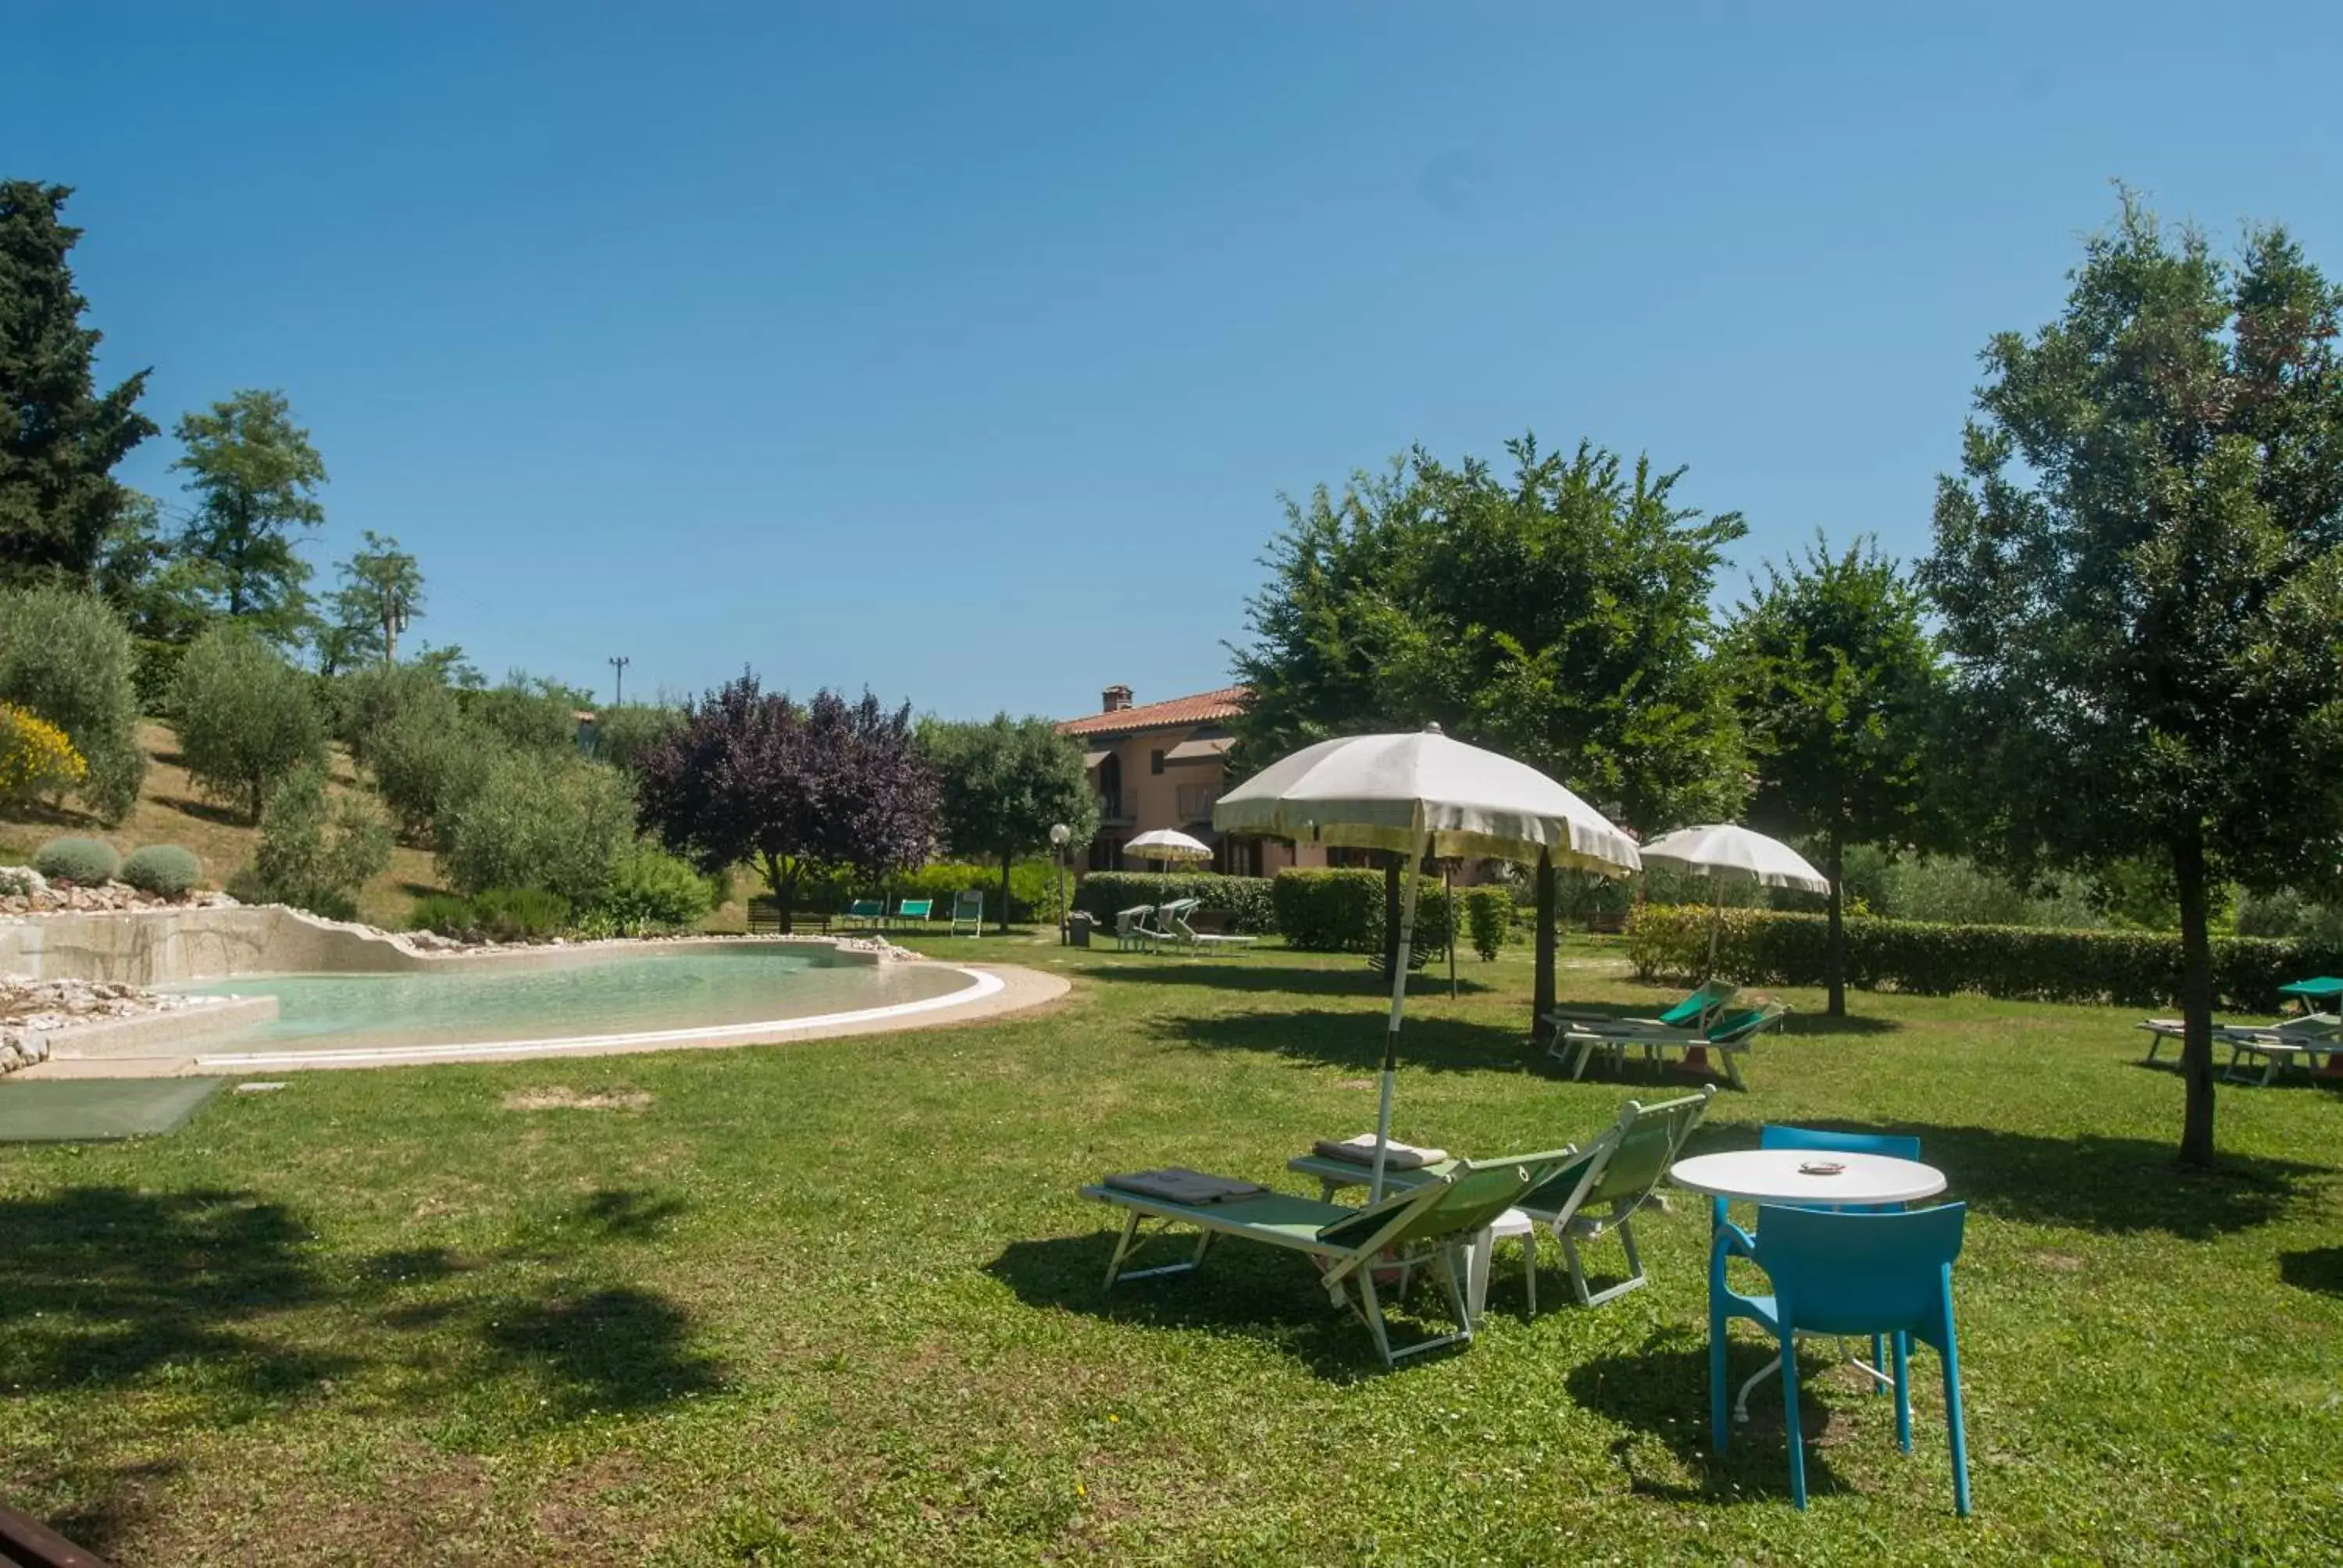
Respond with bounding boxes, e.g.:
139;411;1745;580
1102;1168;1268;1204
1312;1135;1448;1169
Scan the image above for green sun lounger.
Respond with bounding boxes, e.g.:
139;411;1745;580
840;899;884;929
1290;1087;1716;1313
1546;980;1738;1042
1082;1150;1579;1367
889;897;933;929
1550;1001;1786;1090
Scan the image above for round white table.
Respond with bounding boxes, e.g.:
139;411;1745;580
1670;1149;1947;1210
1670;1148;1948;1422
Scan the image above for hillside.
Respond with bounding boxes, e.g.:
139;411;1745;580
0;723;443;930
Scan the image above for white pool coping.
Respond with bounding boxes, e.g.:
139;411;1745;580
188;964;1007;1070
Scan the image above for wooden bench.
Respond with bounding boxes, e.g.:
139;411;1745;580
747;895;829;935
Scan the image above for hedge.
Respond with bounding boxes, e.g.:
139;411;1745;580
1625;902;2343;1011
1073;871;1275;934
1270;869;1453;955
846;860;1061;925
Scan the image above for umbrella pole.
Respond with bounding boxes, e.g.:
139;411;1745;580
1446;865;1457;1001
1707;881;1721;983
1371;847;1424;1203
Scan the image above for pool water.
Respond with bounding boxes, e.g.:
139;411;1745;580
170;943;973;1054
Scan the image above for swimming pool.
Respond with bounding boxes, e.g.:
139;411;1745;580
169;943;989;1064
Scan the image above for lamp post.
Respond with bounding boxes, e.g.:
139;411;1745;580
1050;823;1071;943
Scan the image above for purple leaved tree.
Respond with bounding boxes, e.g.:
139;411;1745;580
636;673;937;931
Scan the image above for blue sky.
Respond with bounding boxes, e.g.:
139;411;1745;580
11;2;2341;719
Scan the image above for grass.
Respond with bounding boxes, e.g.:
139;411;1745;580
0;722;442;929
0;938;2338;1563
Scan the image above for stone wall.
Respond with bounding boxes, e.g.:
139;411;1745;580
0;905;438;986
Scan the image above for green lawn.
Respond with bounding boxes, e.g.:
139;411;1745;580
2;938;2338;1564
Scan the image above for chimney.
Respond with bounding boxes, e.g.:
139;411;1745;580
1102;684;1132;713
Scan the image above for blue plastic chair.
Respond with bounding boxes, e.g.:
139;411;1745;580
1752;1125;1924;1389
1710;1203;1972;1514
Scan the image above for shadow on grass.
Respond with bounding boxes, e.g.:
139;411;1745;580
2280;1245;2343;1295
1564;1332;1862;1506
0;1184;722;1425
1669;1121;2331;1239
1163;1007;1531;1076
28;1457;182;1560
156;794;252;828
985;1231;1439;1382
1070;960;1496;999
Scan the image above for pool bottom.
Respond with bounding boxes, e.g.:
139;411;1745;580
191;964;1005;1069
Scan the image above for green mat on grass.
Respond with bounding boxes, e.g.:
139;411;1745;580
0;1078;225;1142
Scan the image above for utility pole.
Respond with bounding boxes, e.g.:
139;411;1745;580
608;655;630;707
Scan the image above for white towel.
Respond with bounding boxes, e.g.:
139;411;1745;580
1312;1135;1448;1169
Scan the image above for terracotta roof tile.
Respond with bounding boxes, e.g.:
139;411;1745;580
1058;685;1249;736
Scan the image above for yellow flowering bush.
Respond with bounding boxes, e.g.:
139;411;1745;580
0;704;87;809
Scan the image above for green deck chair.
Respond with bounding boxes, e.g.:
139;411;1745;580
841;899;884;929
948;889;984;935
890;897;933;930
1552;1001;1785;1090
1289;1086;1716;1311
1082;1150;1579;1367
1546;980;1738;1042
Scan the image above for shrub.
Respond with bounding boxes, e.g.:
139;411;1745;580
594;843;717;933
439;752;634;907
590;703;684;775
1268;869;1453;954
369;700;497;843
172;623;328;819
120;843;204;897
0;704;87;808
0;584;145;821
334;661;457;766
1072;871;1276;934
409;893;477;938
130;638;185;718
1464;886;1514;960
470;886;572;942
33;836;120;885
462;676;586;754
249;763;394;921
1624;901;2343;1010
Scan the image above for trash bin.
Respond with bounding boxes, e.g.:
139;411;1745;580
1065;912;1096;948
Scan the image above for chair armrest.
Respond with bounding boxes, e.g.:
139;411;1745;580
1710;1219;1756;1264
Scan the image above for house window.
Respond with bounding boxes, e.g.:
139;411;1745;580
1089;836;1124;872
1150;748;1166;775
1097;754;1123;820
1218;836;1264;876
1175;782;1219;821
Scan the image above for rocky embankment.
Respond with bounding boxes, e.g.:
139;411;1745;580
0;865;238;918
0;975;227;1073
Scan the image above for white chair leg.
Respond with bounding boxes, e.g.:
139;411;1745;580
1464;1226;1493;1326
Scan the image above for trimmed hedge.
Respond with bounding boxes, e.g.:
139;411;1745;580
1270;869;1453;955
854;860;1061;925
121;844;204;897
1464;886;1513;960
1625;902;2343;1010
33;836;120;885
1074;871;1275;934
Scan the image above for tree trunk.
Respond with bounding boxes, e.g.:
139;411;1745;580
1382;857;1402;973
762;852;798;935
1825;827;1846;1017
998;850;1013;935
2175;826;2217;1168
1533;849;1557;1037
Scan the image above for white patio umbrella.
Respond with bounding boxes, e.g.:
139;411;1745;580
1124;828;1213;870
1639;823;1831;978
1214;725;1640;1197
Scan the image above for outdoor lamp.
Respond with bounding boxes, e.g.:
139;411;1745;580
1050;824;1071;943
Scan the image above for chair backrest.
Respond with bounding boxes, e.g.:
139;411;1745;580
1760;1124;1921;1163
897;898;933;919
1708;1000;1786;1043
1578;1087;1716;1214
1753;1203;1967;1340
847;899;883;918
1659;980;1738;1028
952;890;983;918
1167;907;1200;940
1314;1149;1578;1263
1115;904;1154;933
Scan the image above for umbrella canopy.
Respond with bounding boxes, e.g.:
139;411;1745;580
1214;728;1642;874
1639;824;1830;893
1124;828;1213;864
1214;726;1639;1197
1639;824;1830;981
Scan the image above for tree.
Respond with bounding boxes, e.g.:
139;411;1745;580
0;183;155;584
637;673;938;932
1232;434;1749;1028
171;389;327;643
439;751;636;908
1725;535;1942;1015
247;761;393;921
920;714;1099;932
1923;194;2343;1168
170;622;328;820
322;530;423;672
0;582;146;820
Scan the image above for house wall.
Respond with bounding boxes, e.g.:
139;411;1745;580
1086;730;1325;874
